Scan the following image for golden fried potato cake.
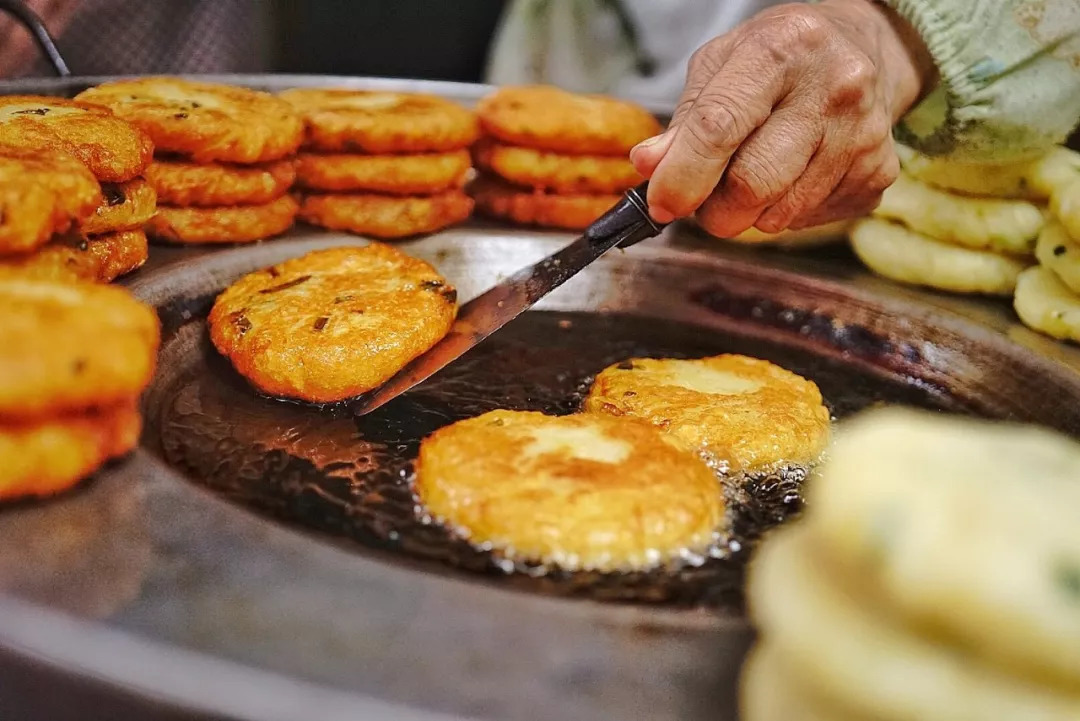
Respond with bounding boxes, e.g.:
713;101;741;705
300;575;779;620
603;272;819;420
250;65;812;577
898;143;1080;200
0;278;159;421
279;88;479;154
0;144;101;256
146;195;298;245
415;410;723;572
874;173;1045;256
297;191;473;239
1014;265;1080;343
0;96;153;182
0;230;149;283
584;355;829;473
145;158;296;208
76;78;303;164
1051;178;1080;242
470;176;617;230
0;402;140;502
78;178;156;236
208;244;457;403
294;150;470;195
1034;221;1080;294
805;407;1080;687
850;218;1029;296
472;138;642;194
477;85;661;155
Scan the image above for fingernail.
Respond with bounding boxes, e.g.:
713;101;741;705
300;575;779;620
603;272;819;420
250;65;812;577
630;133;663;159
649;205;675;224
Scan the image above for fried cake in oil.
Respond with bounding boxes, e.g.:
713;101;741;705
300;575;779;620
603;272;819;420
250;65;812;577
0;401;140;501
0;96;153;182
0;144;101;256
279;88;479;154
146;195;298;245
585;355;830;473
297;190;473;239
415;410;723;572
295;150;470;195
77;78;303;164
208;244;457;403
469;176;617;230
145;158;296;207
477;85;660;155
472;138;642;194
78;178;157;236
0;278;159;421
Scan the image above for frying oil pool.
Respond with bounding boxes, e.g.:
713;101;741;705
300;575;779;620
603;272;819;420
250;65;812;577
153;310;962;611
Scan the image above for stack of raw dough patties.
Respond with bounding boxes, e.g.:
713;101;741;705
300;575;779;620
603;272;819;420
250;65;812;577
76;78;304;245
0;95;156;282
741;407;1080;721
846;145;1080;296
281;88;477;239
1013;152;1080;343
0;277;159;502
470;85;659;230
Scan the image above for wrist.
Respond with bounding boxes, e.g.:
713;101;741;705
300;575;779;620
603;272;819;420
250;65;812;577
819;0;937;120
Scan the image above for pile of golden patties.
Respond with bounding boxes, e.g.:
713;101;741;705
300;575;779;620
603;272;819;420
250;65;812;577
470;85;659;230
0;95;156;282
850;145;1080;297
77;77;304;245
741;407;1080;720
206;242;831;573
282;88;478;239
0;278;159;501
1014;169;1080;344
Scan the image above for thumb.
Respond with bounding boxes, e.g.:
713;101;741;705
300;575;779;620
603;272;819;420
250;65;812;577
629;129;676;178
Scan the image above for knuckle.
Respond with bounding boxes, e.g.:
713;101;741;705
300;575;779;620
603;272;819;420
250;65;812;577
685;99;746;157
827;56;877;109
688;40;724;77
724;153;788;207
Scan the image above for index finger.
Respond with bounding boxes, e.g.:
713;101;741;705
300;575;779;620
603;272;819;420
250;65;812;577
646;50;790;222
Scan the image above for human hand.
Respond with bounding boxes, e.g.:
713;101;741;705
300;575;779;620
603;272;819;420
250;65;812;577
630;0;935;236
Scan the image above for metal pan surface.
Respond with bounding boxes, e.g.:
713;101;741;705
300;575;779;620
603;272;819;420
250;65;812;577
2;76;1080;721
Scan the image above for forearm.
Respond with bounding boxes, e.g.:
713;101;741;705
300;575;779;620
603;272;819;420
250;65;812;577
882;0;1080;162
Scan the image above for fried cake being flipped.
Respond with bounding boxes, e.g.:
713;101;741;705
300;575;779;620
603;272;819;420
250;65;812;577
208;244;457;403
415;410;724;572
585;355;830;473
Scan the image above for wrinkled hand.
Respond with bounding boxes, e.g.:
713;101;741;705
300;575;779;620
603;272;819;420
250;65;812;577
630;0;934;236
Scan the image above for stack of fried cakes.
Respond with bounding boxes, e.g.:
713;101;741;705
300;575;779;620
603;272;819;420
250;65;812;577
848;144;1080;296
0;277;159;501
471;85;660;230
281;89;478;239
741;408;1080;721
76;78;304;245
0;96;155;282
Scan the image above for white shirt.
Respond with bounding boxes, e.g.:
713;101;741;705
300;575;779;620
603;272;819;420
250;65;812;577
484;0;786;108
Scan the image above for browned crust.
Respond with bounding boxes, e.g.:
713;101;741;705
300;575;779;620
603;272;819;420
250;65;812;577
0;278;159;421
0;230;149;283
472;138;642;194
145;158;296;207
414;410;724;571
476;85;661;155
0;402;141;501
77;78;303;164
146;195;299;245
0;96;154;181
280;88;479;153
208;244;457;403
294;150;470;195
469;176;617;230
79;178;157;235
297;190;473;239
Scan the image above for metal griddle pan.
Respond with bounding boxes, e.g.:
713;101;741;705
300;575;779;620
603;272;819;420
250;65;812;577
2;75;1080;721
